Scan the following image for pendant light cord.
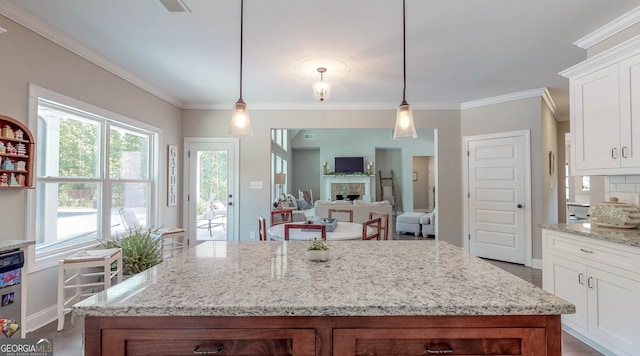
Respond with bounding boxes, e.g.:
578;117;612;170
239;0;244;101
402;0;407;103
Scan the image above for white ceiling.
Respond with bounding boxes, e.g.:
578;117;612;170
3;0;640;117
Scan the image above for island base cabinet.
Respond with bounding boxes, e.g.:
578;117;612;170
84;315;562;356
333;328;546;355
100;328;316;356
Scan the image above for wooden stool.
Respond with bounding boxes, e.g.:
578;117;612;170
57;248;122;331
159;227;188;257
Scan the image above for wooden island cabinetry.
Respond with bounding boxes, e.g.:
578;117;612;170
75;240;573;356
87;315;559;355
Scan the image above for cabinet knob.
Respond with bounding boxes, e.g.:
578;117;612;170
517;204;524;209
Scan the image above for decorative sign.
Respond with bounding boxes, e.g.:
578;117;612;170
168;145;177;207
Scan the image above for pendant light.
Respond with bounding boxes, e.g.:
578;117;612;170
313;67;331;102
229;0;253;136
393;0;417;139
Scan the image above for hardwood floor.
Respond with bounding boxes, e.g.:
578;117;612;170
28;242;603;355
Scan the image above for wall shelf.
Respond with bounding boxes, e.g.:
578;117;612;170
0;115;35;189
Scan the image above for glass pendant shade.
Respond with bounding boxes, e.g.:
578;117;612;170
393;100;417;139
228;99;253;136
313;81;331;102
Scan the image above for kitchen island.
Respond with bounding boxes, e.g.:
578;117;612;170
75;240;574;355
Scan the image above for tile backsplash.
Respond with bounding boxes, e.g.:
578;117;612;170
606;175;640;208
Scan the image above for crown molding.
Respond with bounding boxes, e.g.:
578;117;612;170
561;35;640;79
184;102;461;111
460;88;548;110
574;5;640;49
0;0;183;108
541;88;558;120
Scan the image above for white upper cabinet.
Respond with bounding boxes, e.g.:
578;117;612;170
562;36;640;175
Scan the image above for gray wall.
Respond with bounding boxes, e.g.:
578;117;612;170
182;109;463;247
0;15;182;328
291;148;320;202
461;97;550;261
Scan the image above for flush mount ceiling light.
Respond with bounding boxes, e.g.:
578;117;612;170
0;27;6;34
313;67;331;102
229;0;253;136
393;0;417;139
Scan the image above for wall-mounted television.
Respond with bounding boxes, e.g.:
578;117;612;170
335;157;364;174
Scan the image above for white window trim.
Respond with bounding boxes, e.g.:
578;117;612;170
26;84;162;273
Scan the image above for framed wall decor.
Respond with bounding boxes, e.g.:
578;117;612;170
548;151;555;176
168;144;177;206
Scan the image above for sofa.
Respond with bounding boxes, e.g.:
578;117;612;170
314;200;392;224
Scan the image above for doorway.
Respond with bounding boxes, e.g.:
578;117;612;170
184;138;239;245
412;156;435;213
463;130;532;265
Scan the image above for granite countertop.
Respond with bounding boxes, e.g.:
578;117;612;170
0;240;34;253
74;240;574;318
541;223;640;248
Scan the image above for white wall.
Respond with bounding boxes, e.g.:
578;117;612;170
0;15;182;328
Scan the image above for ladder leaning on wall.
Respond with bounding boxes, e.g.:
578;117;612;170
379;170;396;215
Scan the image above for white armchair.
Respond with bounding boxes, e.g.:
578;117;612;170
421;207;436;237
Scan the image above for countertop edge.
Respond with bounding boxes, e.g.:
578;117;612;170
540;223;640;248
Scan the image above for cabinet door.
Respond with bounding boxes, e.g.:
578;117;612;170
572;64;620;172
545;254;588;329
619;52;640;168
334;328;546;356
587;267;640;355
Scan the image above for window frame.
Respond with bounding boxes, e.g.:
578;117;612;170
26;84;161;272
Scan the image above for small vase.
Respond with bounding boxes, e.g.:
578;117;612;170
305;249;330;262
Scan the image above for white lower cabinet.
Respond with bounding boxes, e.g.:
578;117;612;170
542;229;640;355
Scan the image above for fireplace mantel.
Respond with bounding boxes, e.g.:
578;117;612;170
323;174;373;201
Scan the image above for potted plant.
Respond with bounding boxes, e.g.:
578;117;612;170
100;227;162;275
305;237;330;262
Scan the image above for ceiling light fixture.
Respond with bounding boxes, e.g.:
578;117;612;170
393;0;417;139
229;0;253;136
313;67;331;102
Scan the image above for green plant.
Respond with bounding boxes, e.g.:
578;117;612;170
307;237;328;251
100;228;162;275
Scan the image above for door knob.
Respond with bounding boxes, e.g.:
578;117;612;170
517;204;524;208
228;202;233;206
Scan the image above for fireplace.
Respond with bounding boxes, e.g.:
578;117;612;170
323;174;373;201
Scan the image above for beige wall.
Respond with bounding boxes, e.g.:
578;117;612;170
182;109;464;246
557;120;569;222
461;97;549;261
0;15;182;327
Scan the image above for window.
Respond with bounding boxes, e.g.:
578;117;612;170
28;86;158;267
271;129;289;202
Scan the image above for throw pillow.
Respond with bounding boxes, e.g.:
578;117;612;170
297;198;312;210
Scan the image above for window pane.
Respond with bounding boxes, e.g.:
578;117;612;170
36;182;100;253
112;182;150;233
110;126;150;179
37;104;100;178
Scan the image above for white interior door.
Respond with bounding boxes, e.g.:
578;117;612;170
465;131;530;264
184;139;238;244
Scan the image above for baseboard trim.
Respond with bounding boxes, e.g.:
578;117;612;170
26;305;58;333
531;258;542;269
